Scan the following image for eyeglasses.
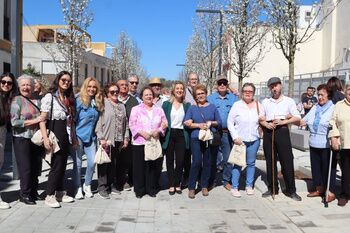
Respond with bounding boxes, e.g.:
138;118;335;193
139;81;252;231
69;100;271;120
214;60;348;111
243;90;254;94
60;78;72;84
217;81;228;86
1;80;13;86
129;81;138;85
109;90;119;95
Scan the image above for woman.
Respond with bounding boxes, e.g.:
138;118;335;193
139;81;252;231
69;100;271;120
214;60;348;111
74;77;104;199
95;83;129;199
227;83;261;197
33;78;46;100
39;71;76;208
10;75;44;205
327;76;344;104
329;82;350;206
300;84;336;202
162;81;190;195
0;72;18;209
184;84;222;199
129;87;168;198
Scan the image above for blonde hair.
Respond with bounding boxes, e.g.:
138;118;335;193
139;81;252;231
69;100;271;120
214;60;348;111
170;81;185;103
80;77;104;112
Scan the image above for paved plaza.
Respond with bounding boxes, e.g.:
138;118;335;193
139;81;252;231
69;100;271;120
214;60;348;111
1;147;350;233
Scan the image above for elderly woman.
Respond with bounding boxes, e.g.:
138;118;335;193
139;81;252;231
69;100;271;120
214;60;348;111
129;86;168;198
227;83;261;197
300;84;336;202
39;71;76;208
0;72;18;209
329;82;350;206
74;77;104;199
162;81;190;195
10;75;44;205
184;84;222;199
95;83;129;199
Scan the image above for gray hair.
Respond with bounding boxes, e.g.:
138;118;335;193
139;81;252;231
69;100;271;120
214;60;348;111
187;72;199;81
17;74;35;87
128;74;139;81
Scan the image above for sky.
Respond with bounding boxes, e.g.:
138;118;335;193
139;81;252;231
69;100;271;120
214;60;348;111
23;0;316;81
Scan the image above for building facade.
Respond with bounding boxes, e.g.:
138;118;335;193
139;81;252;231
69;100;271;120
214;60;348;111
0;0;11;74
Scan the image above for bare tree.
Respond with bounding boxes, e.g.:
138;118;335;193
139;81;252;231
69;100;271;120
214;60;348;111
224;0;268;89
56;0;94;87
267;0;343;97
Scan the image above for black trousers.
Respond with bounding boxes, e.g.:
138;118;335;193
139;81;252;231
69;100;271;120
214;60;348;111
46;120;69;196
183;149;191;182
115;143;133;190
263;126;296;194
97;142;120;192
13;137;42;198
165;129;186;188
310;147;336;192
132;145;158;196
340;149;350;198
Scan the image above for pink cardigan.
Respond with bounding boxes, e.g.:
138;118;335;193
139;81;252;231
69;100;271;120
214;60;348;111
129;103;168;145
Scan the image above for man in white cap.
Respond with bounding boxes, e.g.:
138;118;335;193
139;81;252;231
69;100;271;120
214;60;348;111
259;77;302;201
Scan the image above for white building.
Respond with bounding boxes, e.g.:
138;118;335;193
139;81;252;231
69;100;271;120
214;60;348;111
0;0;11;74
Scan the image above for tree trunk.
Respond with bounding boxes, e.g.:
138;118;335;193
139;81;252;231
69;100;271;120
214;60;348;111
238;76;243;91
288;59;294;98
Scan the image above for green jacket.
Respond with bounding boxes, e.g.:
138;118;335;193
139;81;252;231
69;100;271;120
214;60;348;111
161;100;190;150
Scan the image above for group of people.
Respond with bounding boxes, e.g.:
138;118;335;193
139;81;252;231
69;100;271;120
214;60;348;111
0;70;350;209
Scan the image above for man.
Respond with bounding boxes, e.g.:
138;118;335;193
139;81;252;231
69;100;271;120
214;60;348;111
128;74;142;103
115;79;139;192
302;86;317;116
207;75;238;190
260;77;302;201
185;72;198;105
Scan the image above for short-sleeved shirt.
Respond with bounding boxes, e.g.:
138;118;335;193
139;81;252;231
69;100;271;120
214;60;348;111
261;95;301;121
41;93;68;120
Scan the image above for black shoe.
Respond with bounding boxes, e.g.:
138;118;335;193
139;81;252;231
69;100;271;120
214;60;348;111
149;193;156;198
20;196;36;205
169;190;175;195
289;192;302;201
262;190;279;198
98;190;110;199
31;192;44;201
175;188;182;194
136;195;143;199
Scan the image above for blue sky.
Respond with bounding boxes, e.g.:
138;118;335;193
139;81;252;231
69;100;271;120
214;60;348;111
23;0;316;81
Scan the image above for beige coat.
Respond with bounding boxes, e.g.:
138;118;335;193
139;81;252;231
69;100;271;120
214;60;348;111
329;98;350;149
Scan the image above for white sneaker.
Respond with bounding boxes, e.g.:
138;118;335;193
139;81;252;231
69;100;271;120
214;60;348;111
75;187;84;200
231;189;241;198
0;195;10;209
83;184;93;198
45;195;60;208
246;187;254;195
55;191;74;203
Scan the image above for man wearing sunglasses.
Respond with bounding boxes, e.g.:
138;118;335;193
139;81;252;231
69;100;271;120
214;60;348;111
207;75;238;191
128;74;142;104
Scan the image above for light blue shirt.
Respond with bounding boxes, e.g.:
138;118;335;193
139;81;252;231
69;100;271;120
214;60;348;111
207;91;238;129
303;101;334;148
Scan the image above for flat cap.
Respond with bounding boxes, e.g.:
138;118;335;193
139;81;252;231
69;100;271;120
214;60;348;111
267;77;281;87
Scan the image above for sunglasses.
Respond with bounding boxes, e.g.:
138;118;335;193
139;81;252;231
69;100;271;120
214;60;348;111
60;78;72;84
129;81;138;85
217;81;228;86
1;80;13;86
109;90;119;95
243;90;254;94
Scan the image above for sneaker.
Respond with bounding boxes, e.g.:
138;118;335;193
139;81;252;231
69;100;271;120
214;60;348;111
123;183;132;191
55;191;74;203
0;200;10;209
98;190;110;199
45;195;60;208
188;190;195;199
111;187;121;195
83;184;93;198
75;187;84;200
224;183;232;191
231;189;241;198
246;187;254;195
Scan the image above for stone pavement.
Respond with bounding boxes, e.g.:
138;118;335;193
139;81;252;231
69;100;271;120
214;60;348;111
1;147;350;232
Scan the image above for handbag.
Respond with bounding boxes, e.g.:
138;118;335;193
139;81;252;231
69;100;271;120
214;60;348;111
144;137;163;161
256;101;264;139
228;143;246;167
197;105;221;147
94;144;111;164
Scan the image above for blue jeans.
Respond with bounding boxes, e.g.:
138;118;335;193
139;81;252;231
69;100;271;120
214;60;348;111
73;138;96;188
220;132;233;185
231;139;260;189
189;139;216;190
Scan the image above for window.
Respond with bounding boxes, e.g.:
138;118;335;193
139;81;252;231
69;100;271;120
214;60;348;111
101;68;104;85
84;64;88;78
94;66;97;77
3;62;10;73
3;0;11;40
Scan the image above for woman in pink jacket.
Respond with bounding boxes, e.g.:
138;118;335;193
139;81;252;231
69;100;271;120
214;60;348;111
129;86;168;198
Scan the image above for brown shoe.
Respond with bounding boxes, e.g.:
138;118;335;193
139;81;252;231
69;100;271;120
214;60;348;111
307;190;323;197
224;183;232;191
202;188;209;196
325;195;336;203
188;190;195;199
338;198;348;207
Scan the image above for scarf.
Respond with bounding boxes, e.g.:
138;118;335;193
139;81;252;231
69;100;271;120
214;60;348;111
312;100;333;133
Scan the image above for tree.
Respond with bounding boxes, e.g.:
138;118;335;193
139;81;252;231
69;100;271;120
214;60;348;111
22;63;41;77
267;0;343;97
110;32;142;80
224;0;268;89
57;0;94;86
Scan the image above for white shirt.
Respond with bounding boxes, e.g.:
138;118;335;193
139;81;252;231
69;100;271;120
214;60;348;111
261;95;301;121
227;100;261;142
170;105;184;129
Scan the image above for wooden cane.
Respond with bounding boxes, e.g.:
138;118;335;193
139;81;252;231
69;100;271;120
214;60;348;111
272;128;276;200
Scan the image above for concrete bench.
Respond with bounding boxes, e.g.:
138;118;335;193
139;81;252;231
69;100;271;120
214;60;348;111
290;128;309;151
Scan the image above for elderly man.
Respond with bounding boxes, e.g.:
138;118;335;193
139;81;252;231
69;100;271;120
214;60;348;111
128;74;142;103
260;77;302;201
115;79;139;192
149;77;168;108
207;75;238;190
185;72;199;105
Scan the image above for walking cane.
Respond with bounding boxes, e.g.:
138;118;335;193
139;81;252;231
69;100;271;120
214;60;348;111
271;128;276;200
324;150;337;208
